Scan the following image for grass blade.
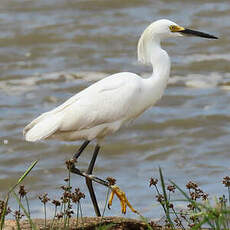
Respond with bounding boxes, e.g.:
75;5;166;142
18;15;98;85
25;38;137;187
0;160;38;230
0;195;9;230
169;180;202;212
9;160;38;194
169;180;216;229
12;191;36;230
159;167;174;229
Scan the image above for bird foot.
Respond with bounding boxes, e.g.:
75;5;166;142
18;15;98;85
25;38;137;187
67;159;138;215
67;159;109;187
108;185;138;215
66;159;81;174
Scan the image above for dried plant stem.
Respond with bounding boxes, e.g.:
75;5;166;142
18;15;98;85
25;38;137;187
102;187;110;218
228;187;230;207
44;203;47;228
172;208;185;230
51;206;57;229
15;216;21;230
154;184;167;214
79;201;83;219
76;202;80;227
25;195;31;218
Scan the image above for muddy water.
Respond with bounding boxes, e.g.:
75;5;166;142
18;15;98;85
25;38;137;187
0;0;230;218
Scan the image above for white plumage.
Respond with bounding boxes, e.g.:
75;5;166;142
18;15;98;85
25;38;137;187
24;19;217;143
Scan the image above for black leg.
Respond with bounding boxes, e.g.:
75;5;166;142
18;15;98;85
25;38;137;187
69;141;109;187
85;144;101;216
68;143;134;215
69;142;110;216
73;140;90;160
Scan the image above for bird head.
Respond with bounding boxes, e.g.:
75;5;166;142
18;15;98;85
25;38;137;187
138;19;218;65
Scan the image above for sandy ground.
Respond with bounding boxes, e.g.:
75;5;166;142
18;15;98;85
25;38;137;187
4;216;157;230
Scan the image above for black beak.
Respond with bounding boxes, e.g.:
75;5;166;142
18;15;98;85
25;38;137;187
180;28;218;39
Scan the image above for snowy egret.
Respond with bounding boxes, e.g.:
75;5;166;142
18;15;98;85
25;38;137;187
23;19;217;216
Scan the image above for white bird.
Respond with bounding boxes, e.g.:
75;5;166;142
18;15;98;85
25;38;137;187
24;19;217;216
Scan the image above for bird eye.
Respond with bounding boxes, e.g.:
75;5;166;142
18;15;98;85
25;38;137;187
169;25;176;31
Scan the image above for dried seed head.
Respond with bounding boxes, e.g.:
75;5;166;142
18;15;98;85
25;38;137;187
190;191;200;200
223;176;230;187
149;177;158;187
13;210;24;220
186;181;198;190
61;185;72;191
156;194;164;203
18;185;27;198
187;203;195;210
7;207;11;215
52;200;61;207
56;212;64;220
61;191;71;203
38;193;50;204
65;209;74;218
63;191;71;199
71;188;85;203
196;188;204;195
0;200;5;212
0;201;11;218
106;177;116;186
167;185;176;193
202;192;209;201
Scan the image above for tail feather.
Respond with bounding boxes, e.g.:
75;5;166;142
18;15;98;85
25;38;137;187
24;113;63;142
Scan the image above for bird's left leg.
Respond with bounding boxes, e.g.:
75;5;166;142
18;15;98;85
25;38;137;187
85;144;101;216
68;145;138;216
68;143;105;216
68;141;109;188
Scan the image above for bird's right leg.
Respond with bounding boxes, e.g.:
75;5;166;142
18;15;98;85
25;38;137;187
72;140;90;161
69;141;107;187
68;142;137;215
68;142;102;216
69;140;92;177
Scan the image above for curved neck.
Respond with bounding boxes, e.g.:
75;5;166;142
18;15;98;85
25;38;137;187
150;41;171;79
142;41;171;107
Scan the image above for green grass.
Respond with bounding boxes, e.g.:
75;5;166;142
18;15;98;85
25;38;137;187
0;160;38;230
1;161;230;230
149;168;230;230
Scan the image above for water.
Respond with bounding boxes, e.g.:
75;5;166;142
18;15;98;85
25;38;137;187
0;0;230;218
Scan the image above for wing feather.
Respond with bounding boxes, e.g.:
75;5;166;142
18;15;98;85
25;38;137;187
24;72;141;141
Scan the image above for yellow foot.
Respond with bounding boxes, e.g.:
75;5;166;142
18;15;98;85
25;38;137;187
108;185;138;214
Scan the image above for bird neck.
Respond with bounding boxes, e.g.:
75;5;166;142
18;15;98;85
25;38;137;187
150;41;171;80
143;42;171;106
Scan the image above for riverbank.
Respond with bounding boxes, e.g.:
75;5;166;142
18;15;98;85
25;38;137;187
4;216;159;230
